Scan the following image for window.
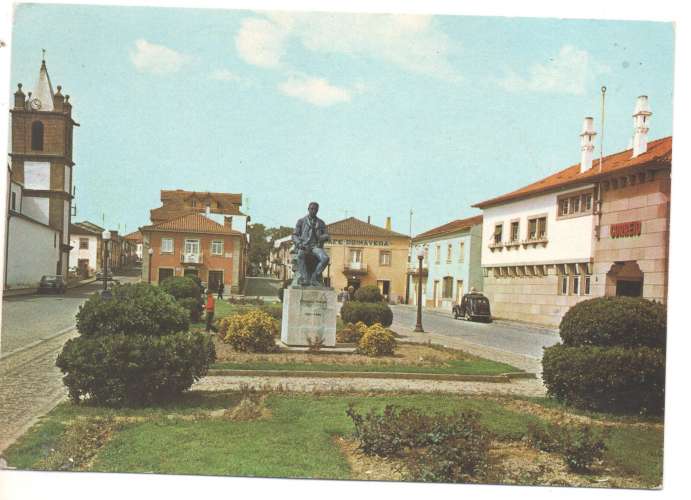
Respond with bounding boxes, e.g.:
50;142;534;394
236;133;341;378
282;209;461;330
559;198;569;216
31;121;44;151
185;239;200;255
423;247;429;264
79;238;89;249
458;241;465;263
435;245;440;264
571;196;580;213
379;250;392;266
211;240;224;255
584;275;592;295
158;268;174;282
161;238;174;253
528;216;547;240
573;275;580;295
349;248;362;263
493;223;503;244
442;277;453;299
510;221;520;242
446;244;452;262
10;192;16;211
191;200;197;208
560;276;568;295
583;193;592;211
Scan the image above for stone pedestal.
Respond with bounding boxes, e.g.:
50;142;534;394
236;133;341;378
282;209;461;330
280;287;337;347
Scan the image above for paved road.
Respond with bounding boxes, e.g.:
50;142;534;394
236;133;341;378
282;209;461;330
1;276;138;356
392;305;561;359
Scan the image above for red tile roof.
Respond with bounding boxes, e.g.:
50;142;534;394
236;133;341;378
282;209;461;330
473;136;672;209
160;190;242;205
123;230;143;241
327;217;409;239
141;213;242;236
413;214;483;242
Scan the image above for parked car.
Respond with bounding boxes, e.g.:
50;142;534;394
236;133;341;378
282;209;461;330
38;275;66;294
452;292;492;322
96;270;114;280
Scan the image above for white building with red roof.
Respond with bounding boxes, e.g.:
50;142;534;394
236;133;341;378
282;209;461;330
473;96;671;326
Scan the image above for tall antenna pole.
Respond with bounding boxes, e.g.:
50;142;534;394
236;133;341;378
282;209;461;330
599;85;607;172
409;209;413;238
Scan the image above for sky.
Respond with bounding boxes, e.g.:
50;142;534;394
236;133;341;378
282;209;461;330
8;3;675;236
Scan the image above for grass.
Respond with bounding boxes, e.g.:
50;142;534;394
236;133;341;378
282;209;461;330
210;358;520;376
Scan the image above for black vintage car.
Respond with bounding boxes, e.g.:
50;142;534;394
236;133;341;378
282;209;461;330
38;275;67;294
452;292;492;322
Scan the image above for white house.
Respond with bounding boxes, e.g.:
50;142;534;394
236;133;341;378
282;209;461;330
68;222;103;278
408;215;483;310
473;97;671;326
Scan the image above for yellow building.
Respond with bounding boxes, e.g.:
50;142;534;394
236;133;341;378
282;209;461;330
323;217;410;303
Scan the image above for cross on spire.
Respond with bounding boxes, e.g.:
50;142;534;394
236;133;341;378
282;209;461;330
42;48;46;62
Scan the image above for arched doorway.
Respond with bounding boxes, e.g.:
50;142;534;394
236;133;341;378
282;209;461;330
606;261;644;297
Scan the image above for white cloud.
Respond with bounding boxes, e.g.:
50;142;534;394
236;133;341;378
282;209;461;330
235;12;460;81
278;74;353;107
130;39;189;75
209;69;250;84
499;45;609;95
235;17;286;68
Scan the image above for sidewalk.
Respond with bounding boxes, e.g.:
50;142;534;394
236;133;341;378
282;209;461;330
2;277;98;298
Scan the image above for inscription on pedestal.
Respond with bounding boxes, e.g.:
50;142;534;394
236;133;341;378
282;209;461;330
281;288;337;347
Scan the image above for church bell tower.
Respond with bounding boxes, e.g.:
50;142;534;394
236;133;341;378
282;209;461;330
10;53;78;276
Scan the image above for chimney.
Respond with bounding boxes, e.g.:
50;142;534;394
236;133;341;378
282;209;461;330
367;216;371;224
632;95;652;158
385;217;392;231
579;117;597;173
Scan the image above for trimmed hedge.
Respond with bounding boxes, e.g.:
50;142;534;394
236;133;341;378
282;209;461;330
159;276;202;301
56;332;216;406
353;285;385;303
341;301;393;327
559;297;666;348
75;283;189;337
542;345;665;414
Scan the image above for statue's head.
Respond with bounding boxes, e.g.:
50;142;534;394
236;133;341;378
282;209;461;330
308;201;319;217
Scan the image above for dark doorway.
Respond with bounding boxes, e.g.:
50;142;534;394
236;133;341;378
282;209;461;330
183;268;199;278
78;259;89;278
347;278;361;291
158;268;174;282
208;270;223;293
616;280;643;297
380;280;391;297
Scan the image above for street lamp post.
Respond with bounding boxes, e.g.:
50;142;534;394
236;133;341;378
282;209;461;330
147;247;154;283
102;230;111;295
414;245;425;333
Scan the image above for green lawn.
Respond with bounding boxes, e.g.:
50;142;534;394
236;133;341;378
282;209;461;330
4;391;663;486
210;358;521;376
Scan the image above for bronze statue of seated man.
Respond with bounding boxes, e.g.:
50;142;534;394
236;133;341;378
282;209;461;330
291;201;330;287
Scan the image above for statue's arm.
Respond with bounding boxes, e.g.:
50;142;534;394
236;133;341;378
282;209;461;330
292;219;303;248
318;220;330;243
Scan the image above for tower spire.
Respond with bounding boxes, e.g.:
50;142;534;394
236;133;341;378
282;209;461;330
32;53;54;111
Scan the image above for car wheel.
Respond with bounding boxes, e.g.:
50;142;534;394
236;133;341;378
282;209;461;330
464;311;471;321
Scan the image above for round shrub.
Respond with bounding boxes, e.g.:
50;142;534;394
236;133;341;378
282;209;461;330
219;309;277;352
559;297;666;348
76;283;189;337
178;297;202;322
336;321;367;344
56;332;216;406
341;301;393;327
160;276;202;300
260;303;283;320
353;285;385;303
357;323;396;356
542;344;665;414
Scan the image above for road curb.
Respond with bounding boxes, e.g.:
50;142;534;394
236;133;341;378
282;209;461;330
207;368;536;382
0;326;76;361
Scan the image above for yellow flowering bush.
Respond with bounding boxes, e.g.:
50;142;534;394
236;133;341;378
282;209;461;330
219;309;278;352
336;321;369;343
357;323;396;357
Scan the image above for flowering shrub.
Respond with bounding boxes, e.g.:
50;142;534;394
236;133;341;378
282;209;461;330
336;321;368;344
219;309;278;352
357;323;396;357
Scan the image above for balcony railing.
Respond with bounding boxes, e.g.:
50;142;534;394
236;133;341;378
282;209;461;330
343;262;368;275
406;263;429;276
181;252;204;265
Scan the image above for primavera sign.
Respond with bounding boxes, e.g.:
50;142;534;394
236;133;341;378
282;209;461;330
610;221;642;238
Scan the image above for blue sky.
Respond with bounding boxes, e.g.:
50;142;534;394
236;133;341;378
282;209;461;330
9;3;675;236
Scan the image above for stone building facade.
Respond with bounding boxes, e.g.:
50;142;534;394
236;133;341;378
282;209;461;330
474;97;671;326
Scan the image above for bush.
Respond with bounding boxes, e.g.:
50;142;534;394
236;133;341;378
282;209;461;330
75;283;189;337
336;321;367;344
228;297;264;305
346;405;491;482
219;309;278;352
340;301;393;327
357;323;396;356
559;297;666;348
526;421;607;472
56;332;216;406
178;297;202;322
353;285;385;303
260;303;283;320
159;276;202;300
542;345;665;414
